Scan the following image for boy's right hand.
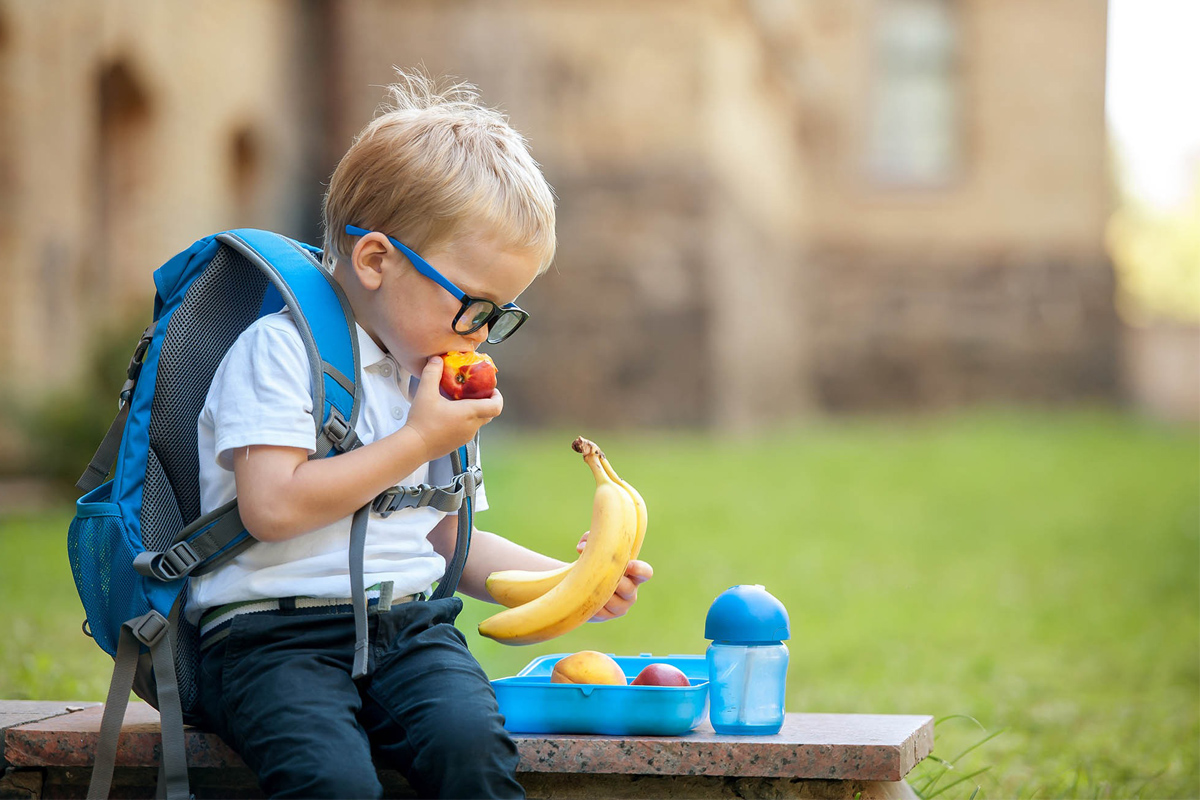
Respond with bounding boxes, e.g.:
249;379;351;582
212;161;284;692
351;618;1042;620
405;356;503;461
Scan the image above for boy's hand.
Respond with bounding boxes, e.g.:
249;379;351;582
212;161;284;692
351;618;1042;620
575;531;653;621
406;356;503;461
590;558;653;622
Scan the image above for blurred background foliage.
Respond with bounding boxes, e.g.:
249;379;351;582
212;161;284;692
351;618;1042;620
4;316;152;486
1108;166;1200;324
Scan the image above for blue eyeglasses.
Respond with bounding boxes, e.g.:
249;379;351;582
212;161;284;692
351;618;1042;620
344;225;530;344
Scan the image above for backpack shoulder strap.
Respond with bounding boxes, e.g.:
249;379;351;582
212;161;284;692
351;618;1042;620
216;230;362;457
348;435;479;678
127;230;365;585
429;438;479;601
76;230;361;493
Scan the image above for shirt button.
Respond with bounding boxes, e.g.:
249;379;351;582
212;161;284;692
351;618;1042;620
378;363;393;377
391;407;405;420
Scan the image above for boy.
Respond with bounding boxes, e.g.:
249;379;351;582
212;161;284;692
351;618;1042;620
188;69;653;799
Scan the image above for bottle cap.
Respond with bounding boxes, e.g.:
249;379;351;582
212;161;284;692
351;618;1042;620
704;584;790;643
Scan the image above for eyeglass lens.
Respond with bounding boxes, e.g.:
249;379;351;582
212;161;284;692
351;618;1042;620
459;300;495;331
455;300;523;342
488;311;522;341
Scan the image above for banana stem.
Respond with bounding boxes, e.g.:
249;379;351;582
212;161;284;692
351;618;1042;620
572;436;603;459
573;437;608;483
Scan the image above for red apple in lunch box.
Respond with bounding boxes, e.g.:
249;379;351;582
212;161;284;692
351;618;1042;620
439;351;497;400
630;663;691;687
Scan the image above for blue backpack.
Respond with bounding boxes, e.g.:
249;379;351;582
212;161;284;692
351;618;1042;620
67;230;480;800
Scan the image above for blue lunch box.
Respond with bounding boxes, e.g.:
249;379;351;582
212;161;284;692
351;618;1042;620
491;653;709;735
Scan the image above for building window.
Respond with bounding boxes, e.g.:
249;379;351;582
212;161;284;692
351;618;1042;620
866;0;961;186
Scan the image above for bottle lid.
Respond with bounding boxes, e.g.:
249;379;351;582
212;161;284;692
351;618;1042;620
704;584;790;643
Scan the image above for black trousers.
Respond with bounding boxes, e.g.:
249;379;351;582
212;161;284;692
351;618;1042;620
196;597;524;800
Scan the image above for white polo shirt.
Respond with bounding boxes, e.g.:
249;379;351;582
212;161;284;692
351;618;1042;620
186;310;485;622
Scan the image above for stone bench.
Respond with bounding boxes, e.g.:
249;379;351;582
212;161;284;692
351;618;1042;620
0;701;932;799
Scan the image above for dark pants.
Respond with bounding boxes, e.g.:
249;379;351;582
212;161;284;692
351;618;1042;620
196;597;524;800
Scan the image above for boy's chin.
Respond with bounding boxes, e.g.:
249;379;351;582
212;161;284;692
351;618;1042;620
376;345;420;378
396;354;427;376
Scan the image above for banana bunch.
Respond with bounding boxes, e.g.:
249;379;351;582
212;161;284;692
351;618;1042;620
477;437;647;645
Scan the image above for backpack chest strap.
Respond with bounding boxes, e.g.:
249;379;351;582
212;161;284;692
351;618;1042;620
371;466;482;516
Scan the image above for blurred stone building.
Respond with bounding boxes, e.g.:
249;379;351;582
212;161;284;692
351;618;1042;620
0;0;1115;432
0;0;316;392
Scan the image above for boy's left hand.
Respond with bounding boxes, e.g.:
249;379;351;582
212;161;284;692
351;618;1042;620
575;533;653;622
591;559;653;622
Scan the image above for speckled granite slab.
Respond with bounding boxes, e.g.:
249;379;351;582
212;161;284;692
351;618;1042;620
2;702;241;771
3;702;933;782
512;713;934;782
0;702;97;734
0;701;99;767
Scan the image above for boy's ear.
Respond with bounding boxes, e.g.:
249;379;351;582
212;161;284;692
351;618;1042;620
349;232;393;291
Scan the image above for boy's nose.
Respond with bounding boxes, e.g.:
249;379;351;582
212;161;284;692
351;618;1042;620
462;325;489;346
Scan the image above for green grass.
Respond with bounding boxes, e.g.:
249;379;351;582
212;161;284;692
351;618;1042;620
2;409;1196;799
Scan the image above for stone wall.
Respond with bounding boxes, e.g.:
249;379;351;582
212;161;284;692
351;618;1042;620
0;0;1118;435
788;0;1115;412
807;248;1119;411
327;0;811;429
498;169;715;429
0;0;314;394
1120;322;1200;424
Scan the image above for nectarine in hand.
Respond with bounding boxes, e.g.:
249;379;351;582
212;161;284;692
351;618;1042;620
439;351;497;400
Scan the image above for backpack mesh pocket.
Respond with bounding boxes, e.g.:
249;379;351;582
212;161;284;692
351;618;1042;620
67;482;148;657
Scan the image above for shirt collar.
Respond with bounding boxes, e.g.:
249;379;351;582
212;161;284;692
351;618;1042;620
355;324;389;369
355;324;417;402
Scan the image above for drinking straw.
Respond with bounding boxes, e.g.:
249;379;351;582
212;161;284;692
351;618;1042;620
737;646;755;726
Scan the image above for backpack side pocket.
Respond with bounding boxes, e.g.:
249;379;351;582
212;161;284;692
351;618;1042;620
68;482;148;657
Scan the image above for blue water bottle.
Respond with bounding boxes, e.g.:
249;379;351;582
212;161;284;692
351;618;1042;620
704;585;790;735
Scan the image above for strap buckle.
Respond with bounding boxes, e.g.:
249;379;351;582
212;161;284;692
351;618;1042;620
456;467;482;497
160;540;200;579
118;325;155;411
372;485;424;517
372;466;481;518
322;408;360;453
133;541;201;581
130;611;169;648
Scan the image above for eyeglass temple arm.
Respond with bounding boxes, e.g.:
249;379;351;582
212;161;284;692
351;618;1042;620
343;225;465;300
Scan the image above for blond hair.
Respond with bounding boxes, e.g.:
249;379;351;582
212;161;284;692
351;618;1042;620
322;68;557;273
